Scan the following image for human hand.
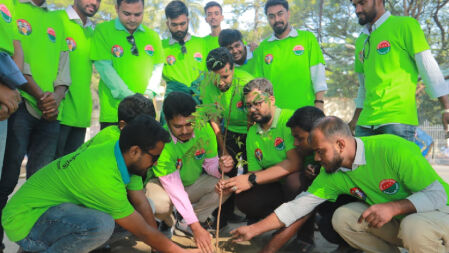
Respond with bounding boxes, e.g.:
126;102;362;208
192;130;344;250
219;154;234;173
304;164;319;180
0;104;9;121
358;203;396;228
215;179;233;195
230;225;255;242
0;85;21;116
38;92;59;121
223;174;252;194
191;222;213;253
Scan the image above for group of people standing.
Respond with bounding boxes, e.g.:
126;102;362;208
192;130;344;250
0;0;448;252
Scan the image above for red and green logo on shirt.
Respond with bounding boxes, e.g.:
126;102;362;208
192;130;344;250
66;37;76;52
17;19;31;36
274;137;285;151
167;55;176;65
379;179;399;195
376;40;391;55
236;101;244;110
350;187;367;200
47;28;56;43
176;158;183;170
111;45;124;58
145;44;154;56
194;52;202;62
194;149;206;160
0;4;12;23
255;148;263;161
293;45;304;56
264;54;273;65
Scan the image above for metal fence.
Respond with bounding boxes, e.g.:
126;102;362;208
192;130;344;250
419;121;449;165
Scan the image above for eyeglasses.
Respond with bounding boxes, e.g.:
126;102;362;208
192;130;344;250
361;35;370;61
245;100;264;110
142;149;160;163
126;35;139;56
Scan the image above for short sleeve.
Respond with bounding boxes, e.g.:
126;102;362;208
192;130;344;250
307;168;341;202
126;175;143;191
246;129;263;172
306;31;325;67
282;112;295;152
403;18;430;57
90;25;112;61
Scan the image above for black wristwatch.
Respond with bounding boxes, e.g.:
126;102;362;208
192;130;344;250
248;173;258;187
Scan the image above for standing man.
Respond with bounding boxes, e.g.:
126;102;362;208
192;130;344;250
162;0;207;95
252;0;327;111
0;0;70;248
348;0;449;141
55;0;101;157
218;29;255;75
2;115;196;253
91;0;164;129
232;116;449;253
203;1;223;53
146;92;231;253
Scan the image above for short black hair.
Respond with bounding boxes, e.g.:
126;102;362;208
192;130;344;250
286;106;325;132
163;92;197;121
117;0;144;8
119;114;170;153
348;0;385;5
206;47;234;71
118;94;156;123
204;1;222;14
243;78;273;96
264;0;288;14
218;29;243;47
165;0;188;19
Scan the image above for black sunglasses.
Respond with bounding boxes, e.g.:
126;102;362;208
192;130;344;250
142;149;160;162
126;35;139;56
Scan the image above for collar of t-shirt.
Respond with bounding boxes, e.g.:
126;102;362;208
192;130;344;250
339;137;366;172
168;33;192;45
114;141;131;184
66;5;93;28
361;11;391;35
115;18;145;34
19;0;47;9
256;107;282;134
236;45;253;67
267;26;298;42
169;129;196;144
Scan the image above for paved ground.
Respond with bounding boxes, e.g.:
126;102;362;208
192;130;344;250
4;165;449;253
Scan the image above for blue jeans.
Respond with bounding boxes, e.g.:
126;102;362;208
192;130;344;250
355;124;416;142
17;203;115;253
0;120;6;180
0;103;60;242
55;124;86;159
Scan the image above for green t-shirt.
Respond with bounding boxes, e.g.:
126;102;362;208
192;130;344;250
91;19;164;123
308;135;449;207
78;125;120;151
201;69;253;134
354;16;429;126
246;108;295;171
162;35;207;86
0;0;16;55
14;0;67;115
203;34;219;54
152;124;218;186
56;10;93;127
2;142;141;242
252;30;325;110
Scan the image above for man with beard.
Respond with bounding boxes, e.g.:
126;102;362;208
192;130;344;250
202;1;223;53
202;47;253;225
218;29;256;75
348;0;449;140
162;0;207;95
250;0;327;111
2;115;198;253
54;0;100;157
146;92;232;253
231;116;449;253
219;78;303;230
91;0;164;129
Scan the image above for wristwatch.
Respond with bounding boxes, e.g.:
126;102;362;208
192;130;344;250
248;173;258;187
